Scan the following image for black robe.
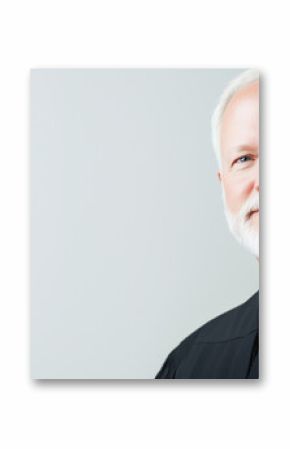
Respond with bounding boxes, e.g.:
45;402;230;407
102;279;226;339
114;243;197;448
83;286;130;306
156;291;259;379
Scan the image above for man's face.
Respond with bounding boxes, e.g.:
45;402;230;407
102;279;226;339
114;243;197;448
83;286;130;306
218;81;259;258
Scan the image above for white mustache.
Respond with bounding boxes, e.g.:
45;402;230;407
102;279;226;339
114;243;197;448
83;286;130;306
239;193;259;222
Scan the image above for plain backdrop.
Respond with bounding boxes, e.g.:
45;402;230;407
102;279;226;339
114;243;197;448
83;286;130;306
0;0;288;448
31;69;258;379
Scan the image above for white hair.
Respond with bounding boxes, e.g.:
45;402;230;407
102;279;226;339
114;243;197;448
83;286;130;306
211;69;259;168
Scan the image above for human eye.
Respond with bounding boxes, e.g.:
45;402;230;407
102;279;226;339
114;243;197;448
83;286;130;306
232;154;254;167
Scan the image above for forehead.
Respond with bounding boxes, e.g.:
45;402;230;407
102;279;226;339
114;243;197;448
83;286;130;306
220;81;259;158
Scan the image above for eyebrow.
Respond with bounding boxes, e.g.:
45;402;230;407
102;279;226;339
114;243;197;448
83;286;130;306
231;144;258;154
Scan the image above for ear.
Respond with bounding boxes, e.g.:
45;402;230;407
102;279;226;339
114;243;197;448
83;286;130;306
217;171;222;183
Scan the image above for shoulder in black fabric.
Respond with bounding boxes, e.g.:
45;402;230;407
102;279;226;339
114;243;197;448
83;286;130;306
155;291;259;379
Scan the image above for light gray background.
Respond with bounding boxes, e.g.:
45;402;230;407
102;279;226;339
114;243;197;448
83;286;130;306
31;69;259;379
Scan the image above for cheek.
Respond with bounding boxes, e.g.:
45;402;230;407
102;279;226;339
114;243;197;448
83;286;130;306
223;177;247;214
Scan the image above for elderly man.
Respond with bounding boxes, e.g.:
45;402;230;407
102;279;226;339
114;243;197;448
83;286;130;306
156;70;259;379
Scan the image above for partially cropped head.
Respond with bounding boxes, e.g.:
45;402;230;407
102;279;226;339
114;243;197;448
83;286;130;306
212;70;259;259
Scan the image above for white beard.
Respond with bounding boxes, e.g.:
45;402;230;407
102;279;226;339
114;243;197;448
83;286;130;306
223;191;259;259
